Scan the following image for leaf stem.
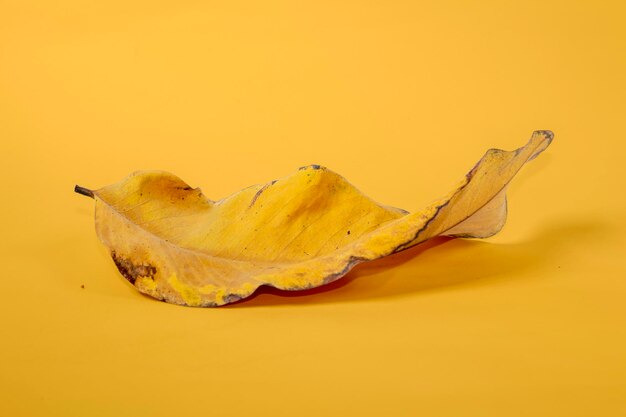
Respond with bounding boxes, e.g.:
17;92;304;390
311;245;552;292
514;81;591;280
74;185;94;199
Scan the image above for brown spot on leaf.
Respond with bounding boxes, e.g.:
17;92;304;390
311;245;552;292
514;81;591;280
223;294;243;304
111;251;157;285
248;183;271;208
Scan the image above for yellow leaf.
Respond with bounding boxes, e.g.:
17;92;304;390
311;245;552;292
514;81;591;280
75;130;553;306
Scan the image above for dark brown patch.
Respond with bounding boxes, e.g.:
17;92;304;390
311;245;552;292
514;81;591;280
391;200;452;254
111;251;157;285
81;284;85;289
248;183;271;208
299;164;323;171
321;255;369;286
223;294;243;304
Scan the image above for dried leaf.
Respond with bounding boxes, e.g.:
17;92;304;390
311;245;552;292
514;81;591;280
76;130;553;306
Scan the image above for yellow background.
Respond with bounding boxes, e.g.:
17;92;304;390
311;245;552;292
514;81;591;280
1;1;625;416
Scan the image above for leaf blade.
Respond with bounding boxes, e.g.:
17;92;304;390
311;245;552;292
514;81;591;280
84;130;553;306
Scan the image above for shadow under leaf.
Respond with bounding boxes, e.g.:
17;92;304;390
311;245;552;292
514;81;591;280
228;219;606;308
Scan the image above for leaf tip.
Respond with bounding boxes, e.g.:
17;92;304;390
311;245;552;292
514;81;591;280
533;129;554;143
527;130;554;161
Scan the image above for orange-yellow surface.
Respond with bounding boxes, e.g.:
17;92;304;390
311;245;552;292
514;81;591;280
1;1;624;416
